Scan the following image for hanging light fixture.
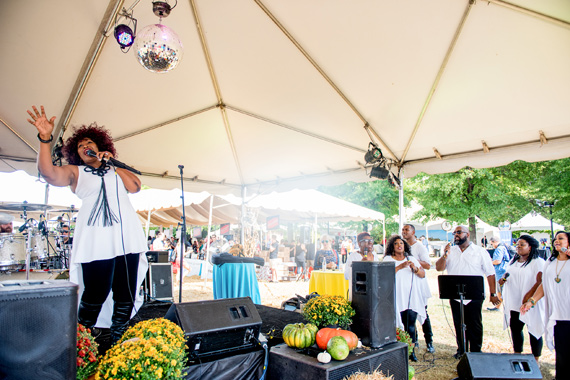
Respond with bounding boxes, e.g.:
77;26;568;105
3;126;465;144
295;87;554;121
134;0;183;73
113;6;138;52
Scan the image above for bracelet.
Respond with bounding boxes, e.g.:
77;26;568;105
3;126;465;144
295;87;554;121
529;297;536;306
37;133;53;143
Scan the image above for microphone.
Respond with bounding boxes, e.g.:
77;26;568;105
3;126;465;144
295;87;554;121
501;272;510;281
38;215;47;236
362;247;368;258
84;149;141;175
561;247;568;253
18;224;28;233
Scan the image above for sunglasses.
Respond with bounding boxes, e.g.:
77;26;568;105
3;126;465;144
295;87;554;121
359;239;374;244
452;231;467;235
322;240;330;243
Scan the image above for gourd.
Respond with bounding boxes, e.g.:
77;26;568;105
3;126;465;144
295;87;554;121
316;328;358;350
317;351;331;363
282;323;318;349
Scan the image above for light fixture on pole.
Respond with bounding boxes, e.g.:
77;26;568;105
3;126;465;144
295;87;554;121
113;8;138;52
134;0;183;73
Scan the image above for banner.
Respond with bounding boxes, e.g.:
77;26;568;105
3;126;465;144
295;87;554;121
192;227;202;238
266;215;280;230
220;223;230;235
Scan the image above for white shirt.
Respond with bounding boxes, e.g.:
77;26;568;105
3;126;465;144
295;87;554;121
502;258;545;339
445;242;495;304
542;258;570;349
383;255;427;328
344;250;378;301
410;241;431;303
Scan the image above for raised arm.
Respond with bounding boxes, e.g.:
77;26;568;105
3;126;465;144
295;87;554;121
435;243;450;271
27;105;76;187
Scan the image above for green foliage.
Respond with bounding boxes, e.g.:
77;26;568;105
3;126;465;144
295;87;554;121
319;179;404;238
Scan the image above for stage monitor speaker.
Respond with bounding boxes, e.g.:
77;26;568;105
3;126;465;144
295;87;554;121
351;261;397;348
165;297;262;359
145;251;169;263
146;263;173;301
457;352;542;380
0;280;78;380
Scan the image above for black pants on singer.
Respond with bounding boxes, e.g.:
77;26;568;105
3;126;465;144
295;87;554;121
400;309;418;344
450;299;483;353
509;310;543;357
81;253;140;305
554;320;570;379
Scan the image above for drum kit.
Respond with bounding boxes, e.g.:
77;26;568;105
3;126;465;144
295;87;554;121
0;201;76;278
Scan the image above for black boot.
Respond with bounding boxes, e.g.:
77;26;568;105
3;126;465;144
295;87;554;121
78;301;103;337
78;301;103;329
110;301;134;344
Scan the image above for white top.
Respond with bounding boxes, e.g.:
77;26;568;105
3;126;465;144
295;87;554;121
502;258;545;339
383;255;427;328
344;249;378;301
445;243;495;304
69;166;148;328
542;258;570;350
410;241;431;302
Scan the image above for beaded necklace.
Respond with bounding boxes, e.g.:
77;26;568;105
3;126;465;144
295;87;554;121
84;164;119;227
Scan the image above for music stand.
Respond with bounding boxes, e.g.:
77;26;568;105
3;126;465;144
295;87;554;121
438;275;485;356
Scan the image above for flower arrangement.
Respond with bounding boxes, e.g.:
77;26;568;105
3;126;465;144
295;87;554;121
302;294;355;328
96;318;187;380
76;324;99;380
396;327;413;355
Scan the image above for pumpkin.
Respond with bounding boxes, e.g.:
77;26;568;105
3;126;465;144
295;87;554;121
282;323;318;349
317;351;331;363
316;328;358;350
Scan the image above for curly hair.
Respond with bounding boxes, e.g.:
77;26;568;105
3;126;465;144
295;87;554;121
384;235;411;257
62;123;116;165
511;234;540;267
550;231;570;262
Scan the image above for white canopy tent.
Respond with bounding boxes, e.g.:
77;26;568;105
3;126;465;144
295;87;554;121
1;0;569;196
511;212;565;231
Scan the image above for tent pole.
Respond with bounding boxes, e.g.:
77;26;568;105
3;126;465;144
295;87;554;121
398;172;405;234
145;210;151;239
203;195;214;283
241;186;246;246
382;217;386;246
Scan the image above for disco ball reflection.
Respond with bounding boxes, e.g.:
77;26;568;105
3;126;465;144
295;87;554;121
134;23;183;73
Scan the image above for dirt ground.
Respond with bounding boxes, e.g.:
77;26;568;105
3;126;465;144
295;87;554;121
173;262;556;380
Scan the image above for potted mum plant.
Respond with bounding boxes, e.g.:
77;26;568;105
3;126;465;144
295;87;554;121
96;318;187;380
302;294;355;329
76;324;98;380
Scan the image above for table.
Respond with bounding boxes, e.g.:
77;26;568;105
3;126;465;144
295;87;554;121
183;258;212;279
213;263;261;304
308;270;349;299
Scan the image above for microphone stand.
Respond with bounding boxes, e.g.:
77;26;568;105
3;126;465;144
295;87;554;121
178;165;187;303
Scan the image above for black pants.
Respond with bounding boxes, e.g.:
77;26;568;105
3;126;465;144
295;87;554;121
450;299;483;353
422;306;433;345
400;309;418;344
554;320;570;379
81;253;140;304
509;311;543;357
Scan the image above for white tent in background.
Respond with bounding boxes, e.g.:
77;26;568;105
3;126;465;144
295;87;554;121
511;212;565;231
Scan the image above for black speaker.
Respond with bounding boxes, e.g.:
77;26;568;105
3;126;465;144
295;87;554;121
457;352;542;379
145;250;169;263
0;280;78;380
165;297;262;358
145;263;173;301
351;261;397;348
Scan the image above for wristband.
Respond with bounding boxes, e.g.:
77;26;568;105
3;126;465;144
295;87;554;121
529;297;536;306
37;133;53;143
490;293;497;297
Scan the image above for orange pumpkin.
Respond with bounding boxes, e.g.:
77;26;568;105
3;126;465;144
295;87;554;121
316;328;358;350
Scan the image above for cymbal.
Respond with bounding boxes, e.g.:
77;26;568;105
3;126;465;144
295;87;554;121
49;207;78;213
0;202;52;211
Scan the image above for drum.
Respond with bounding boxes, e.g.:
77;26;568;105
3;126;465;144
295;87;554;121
32;232;57;260
0;233;26;271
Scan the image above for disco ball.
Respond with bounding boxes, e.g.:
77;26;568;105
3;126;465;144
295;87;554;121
134;23;183;73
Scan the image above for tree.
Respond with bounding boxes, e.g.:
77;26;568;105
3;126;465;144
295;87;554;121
319;179;403;238
406;167;532;242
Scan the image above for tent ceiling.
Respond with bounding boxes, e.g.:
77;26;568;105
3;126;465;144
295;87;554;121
1;0;569;195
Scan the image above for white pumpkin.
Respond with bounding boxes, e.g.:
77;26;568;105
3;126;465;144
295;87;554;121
317;351;331;364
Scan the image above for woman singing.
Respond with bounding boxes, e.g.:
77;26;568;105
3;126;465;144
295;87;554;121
521;231;570;378
500;235;544;362
383;235;427;362
314;235;339;270
27;105;148;343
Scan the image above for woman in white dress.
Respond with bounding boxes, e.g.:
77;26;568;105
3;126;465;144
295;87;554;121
521;231;570;378
500;235;544;362
383;235;427;362
27;105;148;343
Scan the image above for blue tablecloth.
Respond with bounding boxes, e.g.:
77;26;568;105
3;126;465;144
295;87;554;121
212;263;261;304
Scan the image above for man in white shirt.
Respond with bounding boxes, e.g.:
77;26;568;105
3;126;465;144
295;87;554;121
403;224;435;353
344;232;377;300
435;225;500;358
